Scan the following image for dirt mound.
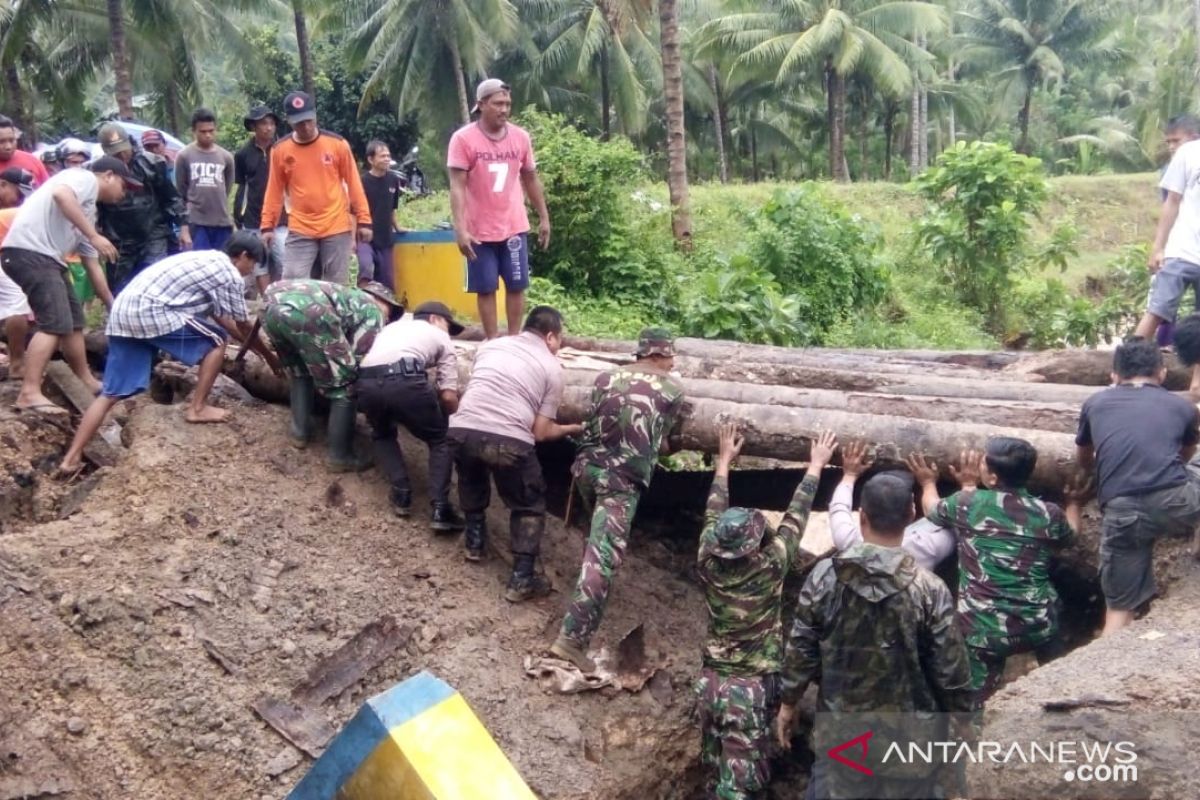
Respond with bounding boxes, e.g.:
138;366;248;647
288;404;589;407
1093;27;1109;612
0;401;716;799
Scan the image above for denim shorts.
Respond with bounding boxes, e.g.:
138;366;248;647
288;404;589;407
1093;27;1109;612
1147;258;1200;322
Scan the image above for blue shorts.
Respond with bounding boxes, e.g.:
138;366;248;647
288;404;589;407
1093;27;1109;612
467;233;529;293
1147;258;1200;322
101;318;228;399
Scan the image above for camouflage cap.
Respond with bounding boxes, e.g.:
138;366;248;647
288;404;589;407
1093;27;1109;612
635;327;675;358
702;507;769;560
359;281;403;311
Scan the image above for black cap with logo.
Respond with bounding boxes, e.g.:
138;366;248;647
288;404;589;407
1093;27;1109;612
283;91;316;124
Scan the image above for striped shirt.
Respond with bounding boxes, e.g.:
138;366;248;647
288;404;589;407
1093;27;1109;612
106;250;248;339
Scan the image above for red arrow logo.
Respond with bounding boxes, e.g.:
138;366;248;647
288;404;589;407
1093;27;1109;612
828;731;874;776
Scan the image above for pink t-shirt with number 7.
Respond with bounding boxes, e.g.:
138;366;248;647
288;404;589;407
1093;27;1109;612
446;121;536;243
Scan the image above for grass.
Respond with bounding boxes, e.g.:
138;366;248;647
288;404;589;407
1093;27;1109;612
397;173;1159;348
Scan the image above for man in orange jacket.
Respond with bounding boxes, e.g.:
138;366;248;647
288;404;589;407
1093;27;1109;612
260;91;371;285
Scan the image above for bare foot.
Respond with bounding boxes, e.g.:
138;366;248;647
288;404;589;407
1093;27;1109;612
185;404;230;424
15;393;68;415
82;375;102;395
8;363;22;381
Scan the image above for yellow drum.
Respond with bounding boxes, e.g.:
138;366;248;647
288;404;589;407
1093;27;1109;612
391;230;504;322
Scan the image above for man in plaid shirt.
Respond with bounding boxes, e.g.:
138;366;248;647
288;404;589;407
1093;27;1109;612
59;231;278;473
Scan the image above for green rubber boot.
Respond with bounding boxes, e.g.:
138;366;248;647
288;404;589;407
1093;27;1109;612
326;396;372;473
288;375;316;449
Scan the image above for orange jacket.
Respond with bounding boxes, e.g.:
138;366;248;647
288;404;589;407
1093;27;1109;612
259;131;370;238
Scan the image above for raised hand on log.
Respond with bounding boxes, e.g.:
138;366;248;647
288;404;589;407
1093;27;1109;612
841;440;874;480
904;453;941;516
809;430;839;473
716;422;745;477
948;449;986;490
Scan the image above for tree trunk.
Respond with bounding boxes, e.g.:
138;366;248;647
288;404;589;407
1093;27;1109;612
658;0;692;247
918;33;928;168
750;115;760;182
292;0;315;99
449;37;470;124
1005;349;1195;390
3;66;35;144
165;83;181;135
909;62;920;173
709;64;729;183
600;44;611;140
858;91;870;181
107;0;135;120
831;70;848;182
947;59;957;146
884;104;895;180
1195;0;1200;104
1017;82;1033;154
825;66;836;178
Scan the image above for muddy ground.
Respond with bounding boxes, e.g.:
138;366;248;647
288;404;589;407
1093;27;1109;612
2;375;1196;800
0;385;806;800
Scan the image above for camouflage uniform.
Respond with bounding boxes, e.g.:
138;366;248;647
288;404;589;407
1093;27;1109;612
927;488;1074;703
782;544;973;800
696;472;818;800
262;279;384;399
558;329;685;649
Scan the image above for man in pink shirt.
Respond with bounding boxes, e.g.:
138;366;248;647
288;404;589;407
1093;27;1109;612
447;79;551;339
0;116;49;186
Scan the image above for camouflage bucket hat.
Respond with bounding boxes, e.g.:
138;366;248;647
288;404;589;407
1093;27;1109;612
635;326;675;358
704;507;768;560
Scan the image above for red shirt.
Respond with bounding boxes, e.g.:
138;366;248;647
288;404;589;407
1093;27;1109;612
1;149;49;186
446;122;535;242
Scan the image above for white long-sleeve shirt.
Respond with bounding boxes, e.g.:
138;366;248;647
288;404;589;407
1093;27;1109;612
827;480;955;571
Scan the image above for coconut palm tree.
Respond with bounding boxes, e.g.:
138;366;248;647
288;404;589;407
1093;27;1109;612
660;0;692;244
342;0;521;126
699;0;946;181
520;0;658;137
955;0;1123;153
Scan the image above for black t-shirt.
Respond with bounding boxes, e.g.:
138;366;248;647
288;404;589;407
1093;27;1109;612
361;170;402;245
1076;382;1200;505
235;140;270;230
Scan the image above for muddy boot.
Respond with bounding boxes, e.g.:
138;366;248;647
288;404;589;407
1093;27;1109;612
464;513;487;561
548;635;595;673
431;502;465;533
505;554;552;603
390;488;412;517
326;397;371;473
288;375;315;449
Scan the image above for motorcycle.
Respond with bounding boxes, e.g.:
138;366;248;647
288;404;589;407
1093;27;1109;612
391;146;429;197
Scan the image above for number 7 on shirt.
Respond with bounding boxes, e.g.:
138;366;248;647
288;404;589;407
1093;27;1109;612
487;163;509;193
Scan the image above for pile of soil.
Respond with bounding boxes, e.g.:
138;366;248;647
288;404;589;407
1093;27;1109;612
0;399;720;799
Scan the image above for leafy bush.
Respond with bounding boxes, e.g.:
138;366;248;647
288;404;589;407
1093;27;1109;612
517;110;663;300
525;277;656;339
1008;245;1150;348
672;251;808;345
747;186;889;339
914;142;1048;332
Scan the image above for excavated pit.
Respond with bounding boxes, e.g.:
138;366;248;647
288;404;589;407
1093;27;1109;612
0;374;1165;800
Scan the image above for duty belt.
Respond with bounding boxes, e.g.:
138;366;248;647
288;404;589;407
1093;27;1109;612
359;357;426;378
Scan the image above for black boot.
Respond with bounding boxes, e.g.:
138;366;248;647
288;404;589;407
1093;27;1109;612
463;513;487;561
431;502;465;533
505;554;552;603
288;375;316;449
390;487;412;517
326;397;371;473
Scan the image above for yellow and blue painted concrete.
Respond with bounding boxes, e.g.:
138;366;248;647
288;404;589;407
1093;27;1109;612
391;230;505;324
288;671;536;800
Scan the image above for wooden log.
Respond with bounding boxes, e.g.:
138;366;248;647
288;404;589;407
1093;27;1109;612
459;327;1028;369
1005;348;1194;390
552;388;1080;492
43;362;123;466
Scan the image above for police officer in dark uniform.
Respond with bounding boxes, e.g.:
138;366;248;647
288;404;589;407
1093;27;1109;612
94;122;188;293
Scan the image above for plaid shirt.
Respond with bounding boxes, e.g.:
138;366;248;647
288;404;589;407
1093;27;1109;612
106;250;248;339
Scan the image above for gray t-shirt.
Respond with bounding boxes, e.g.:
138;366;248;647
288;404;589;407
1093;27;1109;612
1076;382;1200;505
176;144;235;227
2;168;98;265
449;332;563;445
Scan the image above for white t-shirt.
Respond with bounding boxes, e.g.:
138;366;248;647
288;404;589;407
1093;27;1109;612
1160;139;1200;265
3;168;99;265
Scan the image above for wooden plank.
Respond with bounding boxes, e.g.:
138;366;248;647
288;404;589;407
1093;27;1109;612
291;616;413;706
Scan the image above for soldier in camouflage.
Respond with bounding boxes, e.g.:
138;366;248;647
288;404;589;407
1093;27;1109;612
548;328;686;671
909;437;1085;706
776;470;973;800
263;278;402;472
697;423;836;800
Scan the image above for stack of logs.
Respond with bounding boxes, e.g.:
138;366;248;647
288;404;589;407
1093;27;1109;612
192;326;1195;495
